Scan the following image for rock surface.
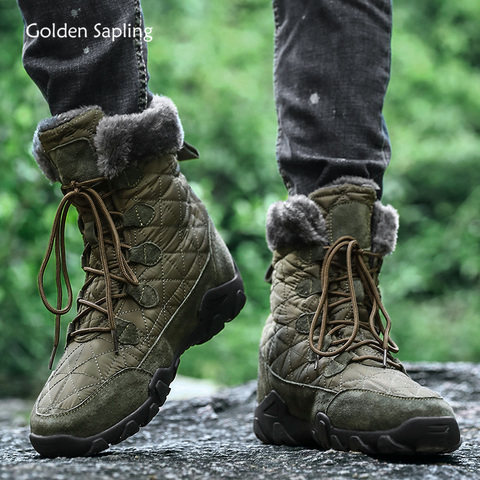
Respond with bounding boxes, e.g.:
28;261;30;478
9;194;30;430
1;363;479;479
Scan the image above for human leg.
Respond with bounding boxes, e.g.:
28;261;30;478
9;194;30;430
255;0;461;454
18;0;246;457
18;0;152;115
273;0;391;197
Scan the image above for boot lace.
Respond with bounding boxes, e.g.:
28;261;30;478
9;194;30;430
308;236;401;370
38;178;139;368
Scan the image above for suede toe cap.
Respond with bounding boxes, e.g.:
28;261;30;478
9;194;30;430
30;368;151;438
326;388;456;431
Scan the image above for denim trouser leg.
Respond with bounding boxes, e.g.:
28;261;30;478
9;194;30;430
273;0;392;197
17;0;152;115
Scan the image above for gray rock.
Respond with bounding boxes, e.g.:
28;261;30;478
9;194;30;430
1;363;479;479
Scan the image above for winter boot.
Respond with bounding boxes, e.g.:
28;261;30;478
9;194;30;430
254;179;461;455
30;95;246;457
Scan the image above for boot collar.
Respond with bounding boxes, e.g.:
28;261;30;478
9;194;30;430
33;95;184;183
266;183;399;256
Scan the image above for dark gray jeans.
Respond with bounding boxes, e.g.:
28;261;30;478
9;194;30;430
18;0;392;197
18;0;152;115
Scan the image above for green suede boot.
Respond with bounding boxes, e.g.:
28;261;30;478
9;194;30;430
30;95;246;457
255;179;461;455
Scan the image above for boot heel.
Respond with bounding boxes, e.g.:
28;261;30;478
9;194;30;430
195;265;246;346
254;390;314;447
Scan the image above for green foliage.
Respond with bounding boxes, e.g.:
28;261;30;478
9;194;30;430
0;5;53;396
0;0;479;397
381;0;480;362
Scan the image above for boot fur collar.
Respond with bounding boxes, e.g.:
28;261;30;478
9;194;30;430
266;189;399;256
33;95;184;182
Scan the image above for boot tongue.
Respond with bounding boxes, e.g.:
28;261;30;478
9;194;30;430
309;184;376;249
38;109;104;184
310;184;381;362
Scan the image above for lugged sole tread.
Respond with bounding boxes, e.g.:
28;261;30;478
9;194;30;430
254;390;462;456
30;267;246;458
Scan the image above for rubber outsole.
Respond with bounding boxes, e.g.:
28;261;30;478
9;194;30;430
254;390;462;455
30;267;246;458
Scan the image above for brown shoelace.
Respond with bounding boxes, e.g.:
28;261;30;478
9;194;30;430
308;236;401;370
38;178;139;369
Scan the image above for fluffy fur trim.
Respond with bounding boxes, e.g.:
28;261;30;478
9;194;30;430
325;175;380;191
32;132;60;183
266;195;328;251
94;95;184;178
32;95;183;181
266;193;399;255
371;201;399;255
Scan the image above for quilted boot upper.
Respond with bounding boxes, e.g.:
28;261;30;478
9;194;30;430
30;96;243;447
258;182;456;433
